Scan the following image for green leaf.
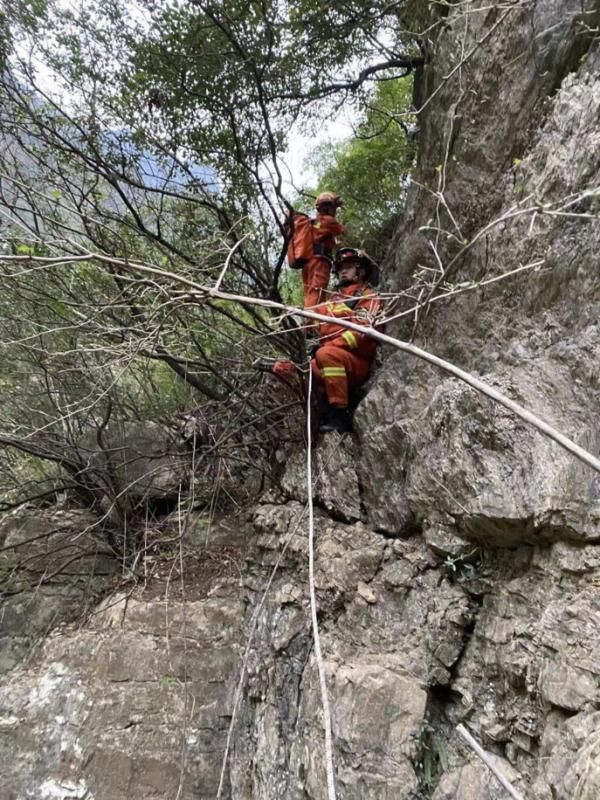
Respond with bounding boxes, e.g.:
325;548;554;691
16;243;35;255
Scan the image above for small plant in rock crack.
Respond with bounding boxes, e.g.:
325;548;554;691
159;675;180;691
411;720;449;796
441;551;480;581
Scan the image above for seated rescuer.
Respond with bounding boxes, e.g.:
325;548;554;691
303;191;346;311
311;247;382;434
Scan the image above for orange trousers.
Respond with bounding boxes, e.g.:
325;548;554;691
312;346;371;407
302;257;331;311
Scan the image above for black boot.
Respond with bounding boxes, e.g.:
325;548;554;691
320;405;353;434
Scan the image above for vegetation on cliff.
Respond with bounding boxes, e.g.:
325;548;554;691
0;1;421;547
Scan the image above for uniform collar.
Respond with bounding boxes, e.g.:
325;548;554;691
333;281;367;295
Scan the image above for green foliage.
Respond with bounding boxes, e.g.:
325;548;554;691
310;77;416;255
413;721;449;796
0;0;48;69
28;0;420;208
278;268;304;308
159;675;180;691
115;362;193;422
0;1;424;524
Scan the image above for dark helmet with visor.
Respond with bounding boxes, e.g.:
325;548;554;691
334;247;379;285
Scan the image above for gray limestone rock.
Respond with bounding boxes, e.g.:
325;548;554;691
432;759;522;800
4;2;600;799
78;421;191;506
0;510;117;674
281;435;362;522
0;589;245;800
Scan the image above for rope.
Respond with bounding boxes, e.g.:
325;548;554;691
306;366;337;800
216;505;309;798
216;400;343;797
36;253;599;474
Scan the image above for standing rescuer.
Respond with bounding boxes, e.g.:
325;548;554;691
291;191;346;312
311;247;382;433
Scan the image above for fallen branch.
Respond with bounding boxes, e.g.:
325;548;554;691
4;251;600;475
457;723;525;800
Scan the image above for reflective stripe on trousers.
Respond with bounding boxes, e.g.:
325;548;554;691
312;345;371;407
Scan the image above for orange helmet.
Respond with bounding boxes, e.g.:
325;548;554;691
315;191;343;210
334;247;380;285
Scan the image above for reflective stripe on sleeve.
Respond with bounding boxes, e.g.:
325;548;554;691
332;304;349;315
342;330;358;349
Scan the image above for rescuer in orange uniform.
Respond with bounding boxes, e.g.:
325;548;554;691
303;191;346;310
258;246;381;433
311;247;382;433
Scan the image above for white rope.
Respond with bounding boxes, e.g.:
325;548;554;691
216;505;309;798
216;410;342;798
28;252;599;474
306;367;337;800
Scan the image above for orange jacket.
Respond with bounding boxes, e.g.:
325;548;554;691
315;282;382;359
312;212;346;259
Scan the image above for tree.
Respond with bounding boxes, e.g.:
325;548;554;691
310;76;417;257
0;0;424;547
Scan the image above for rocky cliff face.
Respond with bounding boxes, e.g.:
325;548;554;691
1;1;600;798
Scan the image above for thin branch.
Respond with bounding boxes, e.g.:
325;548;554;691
457;724;525;800
5;254;600;475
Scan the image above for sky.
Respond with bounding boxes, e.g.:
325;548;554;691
15;0;364;201
283;116;354;190
22;31;353;196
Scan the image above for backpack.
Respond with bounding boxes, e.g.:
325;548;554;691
285;212;315;269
